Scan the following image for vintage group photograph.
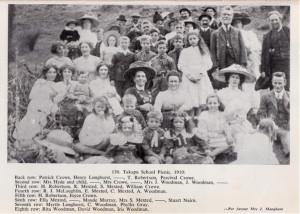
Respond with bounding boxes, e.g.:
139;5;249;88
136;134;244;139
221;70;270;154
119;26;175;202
7;4;291;165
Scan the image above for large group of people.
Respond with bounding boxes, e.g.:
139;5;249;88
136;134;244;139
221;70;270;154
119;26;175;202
12;6;290;164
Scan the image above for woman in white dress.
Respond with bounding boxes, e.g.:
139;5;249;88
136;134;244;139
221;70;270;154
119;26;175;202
154;71;192;129
178;30;214;117
73;41;101;82
13;65;60;141
232;12;261;111
45;41;74;69
214;64;256;146
89;63;123;116
77;14;99;48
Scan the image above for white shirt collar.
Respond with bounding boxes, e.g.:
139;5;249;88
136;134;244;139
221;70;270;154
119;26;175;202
274;89;285;99
136;84;145;91
120;49;129;55
200;26;210;32
222;24;231;32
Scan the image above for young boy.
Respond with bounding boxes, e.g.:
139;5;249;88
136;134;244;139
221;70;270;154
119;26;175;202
110;36;135;97
134;35;156;62
68;71;94;113
149;28;160;54
167;34;184;73
141;111;173;164
150;40;177;99
118;94;147;129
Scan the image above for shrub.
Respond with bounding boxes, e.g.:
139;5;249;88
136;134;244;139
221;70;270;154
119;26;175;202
17;30;41;53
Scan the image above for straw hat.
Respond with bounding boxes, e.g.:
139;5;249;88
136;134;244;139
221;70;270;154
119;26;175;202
163;18;178;31
77;14;100;28
65;19;79;26
184;20;200;29
34;130;76;156
213;64;256;83
103;30;121;47
124;61;156;82
131;13;141;18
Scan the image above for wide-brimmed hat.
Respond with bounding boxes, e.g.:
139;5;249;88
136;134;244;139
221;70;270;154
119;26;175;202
255;75;272;90
124;61;156;82
179;8;192;16
162;11;174;19
131;13;141;18
153;11;164;23
33;130;76;156
184;20;199;29
232;12;251;25
199;12;212;21
117;14;127;22
65;19;79;26
213;64;256;83
164;18;178;31
203;6;217;13
103;30;121;47
77;14;100;28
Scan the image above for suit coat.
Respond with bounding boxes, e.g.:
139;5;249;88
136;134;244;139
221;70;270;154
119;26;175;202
110;51;135;81
261;26;290;75
257;90;290;129
210;26;247;69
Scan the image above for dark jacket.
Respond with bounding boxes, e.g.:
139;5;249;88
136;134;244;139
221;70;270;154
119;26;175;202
110;51;135;81
261;26;290;75
210;26;247;69
60;29;80;43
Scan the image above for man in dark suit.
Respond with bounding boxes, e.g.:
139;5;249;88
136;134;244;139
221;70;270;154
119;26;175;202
110;36;135;97
198;13;214;49
210;6;247;89
257;72;290;155
261;11;290;91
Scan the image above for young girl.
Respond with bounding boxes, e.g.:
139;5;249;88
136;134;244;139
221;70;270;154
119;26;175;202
105;115;144;164
89;63;123;116
232;118;279;165
74;96;115;156
164;111;211;164
178;30;214;117
196;94;233;160
100;31;121;65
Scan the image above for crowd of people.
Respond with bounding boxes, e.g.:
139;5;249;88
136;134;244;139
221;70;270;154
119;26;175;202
12;6;290;164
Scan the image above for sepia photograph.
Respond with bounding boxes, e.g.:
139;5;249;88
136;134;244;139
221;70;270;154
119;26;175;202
7;3;291;165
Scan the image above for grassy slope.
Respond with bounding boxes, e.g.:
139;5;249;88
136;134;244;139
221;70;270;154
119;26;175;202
11;4;289;68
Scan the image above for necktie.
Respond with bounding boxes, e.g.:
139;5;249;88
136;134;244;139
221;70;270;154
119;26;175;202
150;131;159;147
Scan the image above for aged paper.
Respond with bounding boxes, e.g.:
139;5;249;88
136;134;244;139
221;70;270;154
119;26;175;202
0;0;299;213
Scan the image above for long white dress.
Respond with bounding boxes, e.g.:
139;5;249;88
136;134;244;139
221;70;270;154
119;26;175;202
232;133;279;165
13;79;58;141
78;29;97;48
240;29;261;109
89;78;123;115
73;55;101;82
178;46;214;107
79;113;115;146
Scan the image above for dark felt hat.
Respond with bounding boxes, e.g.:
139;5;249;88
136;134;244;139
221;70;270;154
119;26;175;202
199;12;212;21
232;12;251;25
153;11;164;23
179;8;192;16
124;61;156;82
255;75;272;91
117;14;127;22
203;7;217;13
